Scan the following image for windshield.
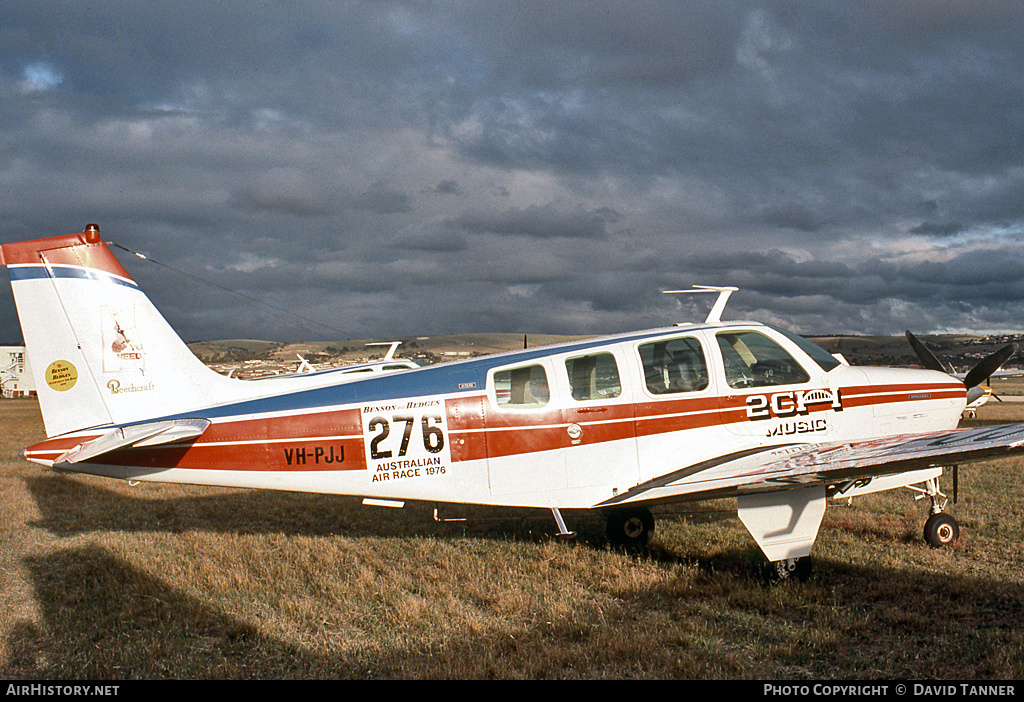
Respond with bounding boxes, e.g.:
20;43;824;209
769;325;841;372
717;330;811;388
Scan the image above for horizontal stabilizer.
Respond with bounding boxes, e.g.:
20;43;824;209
56;419;211;464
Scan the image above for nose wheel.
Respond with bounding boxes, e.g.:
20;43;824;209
924;512;960;548
919;476;960;548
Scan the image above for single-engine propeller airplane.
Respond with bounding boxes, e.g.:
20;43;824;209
4;225;1024;580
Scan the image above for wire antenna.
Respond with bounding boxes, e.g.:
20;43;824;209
110;242;353;340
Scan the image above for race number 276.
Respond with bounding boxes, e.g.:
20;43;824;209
368;414;445;459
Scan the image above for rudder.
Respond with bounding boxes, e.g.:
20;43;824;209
1;224;233;436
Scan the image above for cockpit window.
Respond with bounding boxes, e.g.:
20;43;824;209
638;337;709;394
716;331;811;388
768;325;842;372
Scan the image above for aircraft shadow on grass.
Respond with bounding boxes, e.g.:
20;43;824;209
23;471;1017;585
2;541;1021;679
25;472;615;543
26;472;781;578
2;544;339;678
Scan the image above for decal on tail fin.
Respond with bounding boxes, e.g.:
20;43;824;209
1;225;235;437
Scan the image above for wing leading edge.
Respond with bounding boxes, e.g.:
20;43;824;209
601;423;1024;508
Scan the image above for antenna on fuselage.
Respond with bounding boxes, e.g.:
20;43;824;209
366;341;402;360
662;285;739;324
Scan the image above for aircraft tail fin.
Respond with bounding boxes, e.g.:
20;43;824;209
1;225;234;437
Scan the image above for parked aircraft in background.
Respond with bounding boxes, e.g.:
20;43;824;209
964;385;995;419
294;341;421;377
4;225;1024;580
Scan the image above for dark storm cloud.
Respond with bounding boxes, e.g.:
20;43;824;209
450;204;617;240
428;180;464;196
762;204;829;233
3;1;1024;342
909;222;966;237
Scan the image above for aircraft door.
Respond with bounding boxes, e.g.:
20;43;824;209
559;348;639;491
633;334;721;477
484;359;568;497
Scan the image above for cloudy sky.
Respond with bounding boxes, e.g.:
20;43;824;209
3;1;1024;343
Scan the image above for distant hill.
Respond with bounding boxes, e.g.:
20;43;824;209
186;339;286;363
811;334;1023;370
187;331;1024;371
186;333;591;371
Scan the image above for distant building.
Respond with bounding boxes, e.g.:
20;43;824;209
0;346;35;398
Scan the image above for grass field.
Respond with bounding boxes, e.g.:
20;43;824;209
1;398;1022;680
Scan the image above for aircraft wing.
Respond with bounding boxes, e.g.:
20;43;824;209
602;423;1024;508
52;419;211;465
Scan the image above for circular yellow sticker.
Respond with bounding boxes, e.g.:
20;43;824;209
45;360;78;392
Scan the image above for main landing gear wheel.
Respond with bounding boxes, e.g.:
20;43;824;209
924;512;960;548
763;557;813;583
605;507;654;551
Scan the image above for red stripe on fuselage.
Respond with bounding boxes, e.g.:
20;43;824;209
839;382;966;409
634;395;722;437
26;408;367;472
164;409;366;471
25;380;966;472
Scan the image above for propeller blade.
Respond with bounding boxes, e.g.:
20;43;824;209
905;330;950;373
963;344;1017;390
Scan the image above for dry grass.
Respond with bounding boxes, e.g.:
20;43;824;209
2;398;1022;679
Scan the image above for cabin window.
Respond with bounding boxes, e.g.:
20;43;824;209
565;352;621;401
493;364;550;408
716;331;810;388
638;337;709;394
